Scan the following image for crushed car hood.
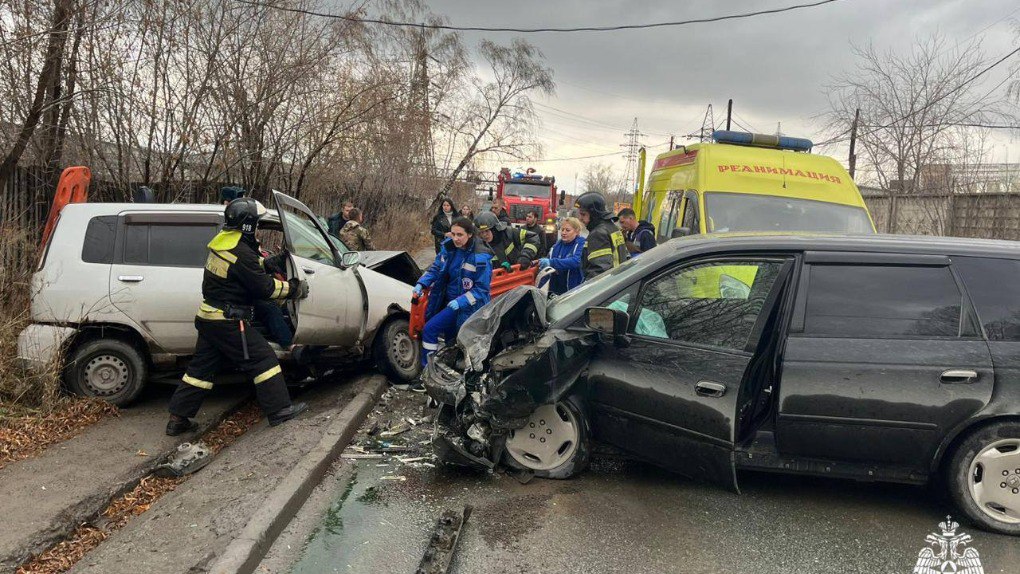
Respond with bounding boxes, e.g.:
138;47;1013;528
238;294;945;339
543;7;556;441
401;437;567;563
358;250;421;286
456;286;549;372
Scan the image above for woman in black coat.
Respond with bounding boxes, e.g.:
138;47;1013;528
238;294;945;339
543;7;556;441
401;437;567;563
431;198;457;253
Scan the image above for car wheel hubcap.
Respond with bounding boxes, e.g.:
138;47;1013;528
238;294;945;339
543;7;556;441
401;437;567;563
968;438;1020;525
506;402;579;472
390;331;417;370
83;354;130;396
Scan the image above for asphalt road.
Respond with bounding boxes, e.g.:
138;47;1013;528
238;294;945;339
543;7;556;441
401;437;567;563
261;391;1020;574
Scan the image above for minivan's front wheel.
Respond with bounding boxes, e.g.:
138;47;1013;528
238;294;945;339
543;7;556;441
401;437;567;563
64;339;148;407
373;317;420;383
504;396;590;479
947;421;1020;536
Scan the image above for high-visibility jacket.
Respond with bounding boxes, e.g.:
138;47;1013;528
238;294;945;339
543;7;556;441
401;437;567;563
197;231;292;320
489;226;540;269
582;218;628;279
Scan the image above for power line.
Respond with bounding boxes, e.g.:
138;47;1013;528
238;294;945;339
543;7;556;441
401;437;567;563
817;44;1020;147
232;0;845;33
529;141;670;163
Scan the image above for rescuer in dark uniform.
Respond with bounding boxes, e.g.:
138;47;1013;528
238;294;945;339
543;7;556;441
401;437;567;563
166;198;309;436
474;211;540;271
575;191;628;279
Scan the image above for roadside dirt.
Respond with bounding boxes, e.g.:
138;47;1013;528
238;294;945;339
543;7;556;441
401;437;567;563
0;398;119;471
16;402;262;574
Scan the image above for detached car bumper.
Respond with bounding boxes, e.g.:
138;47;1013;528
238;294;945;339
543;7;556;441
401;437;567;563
17;324;76;372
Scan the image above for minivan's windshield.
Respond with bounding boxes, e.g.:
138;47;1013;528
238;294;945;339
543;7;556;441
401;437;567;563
705;192;874;234
503;182;551;198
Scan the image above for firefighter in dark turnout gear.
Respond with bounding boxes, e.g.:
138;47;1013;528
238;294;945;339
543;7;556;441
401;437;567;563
474;211;540;271
575;192;628;280
166;198;309;436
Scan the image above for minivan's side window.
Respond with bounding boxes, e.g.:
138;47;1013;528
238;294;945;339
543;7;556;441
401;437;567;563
633;259;785;350
954;257;1020;341
122;224;219;267
804;265;963;338
82;216;117;264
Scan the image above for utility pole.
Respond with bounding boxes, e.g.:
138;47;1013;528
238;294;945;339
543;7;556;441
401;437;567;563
726;99;733;131
409;24;435;175
848;107;860;180
620;118;644;204
699;104;715;142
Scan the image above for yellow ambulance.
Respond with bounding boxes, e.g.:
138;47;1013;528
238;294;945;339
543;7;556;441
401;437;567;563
633;131;875;243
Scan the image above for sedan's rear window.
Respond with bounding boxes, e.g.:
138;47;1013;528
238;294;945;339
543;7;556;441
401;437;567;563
804;265;963;338
954;257;1020;341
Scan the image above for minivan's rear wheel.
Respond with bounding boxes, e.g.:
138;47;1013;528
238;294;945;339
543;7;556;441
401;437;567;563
947;421;1020;535
373;318;420;383
504;396;590;479
64;339;148;407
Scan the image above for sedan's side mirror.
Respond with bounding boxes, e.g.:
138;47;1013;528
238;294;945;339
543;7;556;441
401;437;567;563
340;251;361;269
585;306;629;334
672;227;691;239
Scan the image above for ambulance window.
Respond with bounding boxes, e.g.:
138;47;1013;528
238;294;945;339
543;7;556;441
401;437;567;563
682;192;699;234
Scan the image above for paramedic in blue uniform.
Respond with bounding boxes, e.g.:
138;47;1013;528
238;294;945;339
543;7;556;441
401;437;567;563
413;217;494;381
540;216;586;296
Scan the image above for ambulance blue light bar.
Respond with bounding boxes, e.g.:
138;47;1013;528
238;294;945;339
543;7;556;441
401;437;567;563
712;130;813;152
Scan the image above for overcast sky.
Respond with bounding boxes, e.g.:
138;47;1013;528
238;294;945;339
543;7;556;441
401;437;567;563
421;0;1019;191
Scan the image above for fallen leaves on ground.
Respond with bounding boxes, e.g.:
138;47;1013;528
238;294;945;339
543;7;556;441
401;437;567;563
0;398;119;471
15;400;262;574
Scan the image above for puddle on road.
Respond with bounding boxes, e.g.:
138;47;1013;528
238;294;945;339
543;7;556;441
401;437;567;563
289;459;495;573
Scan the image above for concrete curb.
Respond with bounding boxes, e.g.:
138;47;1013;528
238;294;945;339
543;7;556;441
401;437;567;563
2;392;249;572
208;375;388;574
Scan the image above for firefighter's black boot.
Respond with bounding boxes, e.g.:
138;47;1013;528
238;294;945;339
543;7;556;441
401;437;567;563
268;402;308;426
166;415;198;437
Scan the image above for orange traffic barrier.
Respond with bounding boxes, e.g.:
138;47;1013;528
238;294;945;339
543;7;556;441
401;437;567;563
409;263;539;340
40;166;91;250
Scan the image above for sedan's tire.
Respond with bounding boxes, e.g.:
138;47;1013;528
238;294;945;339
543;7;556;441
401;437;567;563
946;420;1020;536
373;317;421;383
504;395;590;479
63;339;148;407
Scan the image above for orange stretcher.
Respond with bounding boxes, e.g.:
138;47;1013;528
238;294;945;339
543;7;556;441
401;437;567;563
409;263;539;340
40;166;91;249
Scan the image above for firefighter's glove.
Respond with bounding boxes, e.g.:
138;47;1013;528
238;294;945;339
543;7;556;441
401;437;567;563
539;258;551;269
288;278;310;299
447;299;460;311
413;284;424;297
500;261;512;272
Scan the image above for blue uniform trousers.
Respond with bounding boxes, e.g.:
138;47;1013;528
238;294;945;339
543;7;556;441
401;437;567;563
421;306;459;366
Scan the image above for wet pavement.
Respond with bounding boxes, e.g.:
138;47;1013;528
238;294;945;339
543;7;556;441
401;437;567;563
275;392;1020;574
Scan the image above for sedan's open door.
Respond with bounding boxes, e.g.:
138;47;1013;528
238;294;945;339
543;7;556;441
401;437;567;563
272;191;366;347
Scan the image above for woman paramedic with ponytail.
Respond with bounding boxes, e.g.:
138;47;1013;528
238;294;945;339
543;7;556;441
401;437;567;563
411;217;494;391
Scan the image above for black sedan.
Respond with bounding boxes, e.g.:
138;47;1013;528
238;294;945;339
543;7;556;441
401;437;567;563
425;233;1020;536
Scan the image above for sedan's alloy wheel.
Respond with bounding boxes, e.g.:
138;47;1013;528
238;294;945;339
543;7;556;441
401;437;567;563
968;438;1020;525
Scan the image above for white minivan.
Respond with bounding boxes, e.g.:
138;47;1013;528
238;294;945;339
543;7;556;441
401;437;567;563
18;191;421;405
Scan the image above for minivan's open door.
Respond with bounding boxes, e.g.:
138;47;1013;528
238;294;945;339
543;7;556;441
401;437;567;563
272;191;365;347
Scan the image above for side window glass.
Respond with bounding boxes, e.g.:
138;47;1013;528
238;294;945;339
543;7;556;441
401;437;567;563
82;216;117;264
279;205;337;266
657;198;675;242
682;193;698;234
148;224;218;266
123;225;149;264
634;260;784;350
954;257;1020;341
804;265;962;338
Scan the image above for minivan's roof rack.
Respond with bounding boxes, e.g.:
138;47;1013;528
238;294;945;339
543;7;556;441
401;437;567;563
712;130;813;152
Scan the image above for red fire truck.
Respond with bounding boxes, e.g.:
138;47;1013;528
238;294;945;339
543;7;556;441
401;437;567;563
494;167;562;233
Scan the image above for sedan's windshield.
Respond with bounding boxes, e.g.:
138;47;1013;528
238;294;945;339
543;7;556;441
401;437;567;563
546;248;668;323
705;192;874;234
504;182;551;198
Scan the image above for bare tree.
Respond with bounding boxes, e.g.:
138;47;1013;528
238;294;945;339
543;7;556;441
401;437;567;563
433;38;554;204
824;35;1002;232
580;162;618;196
0;0;73;192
